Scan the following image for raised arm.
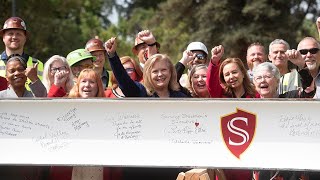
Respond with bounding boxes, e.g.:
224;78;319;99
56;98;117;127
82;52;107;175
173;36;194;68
285;49;305;70
206;45;225;98
138;30;159;58
105;37;147;97
175;50;195;82
26;62;47;97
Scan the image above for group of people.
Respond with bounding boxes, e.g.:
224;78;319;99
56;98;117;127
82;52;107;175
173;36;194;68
0;15;320;180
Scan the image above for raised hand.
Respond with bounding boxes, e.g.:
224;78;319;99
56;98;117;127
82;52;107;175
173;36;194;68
25;62;39;83
138;30;156;45
285;49;305;69
210;45;224;64
179;50;196;66
54;70;69;88
105;37;117;55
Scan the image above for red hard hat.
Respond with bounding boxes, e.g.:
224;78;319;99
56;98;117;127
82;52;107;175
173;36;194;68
85;38;105;52
0;17;27;36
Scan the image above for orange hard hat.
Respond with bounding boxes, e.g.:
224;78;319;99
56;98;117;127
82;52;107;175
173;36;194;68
131;36;160;55
85;38;105;52
0;17;27;36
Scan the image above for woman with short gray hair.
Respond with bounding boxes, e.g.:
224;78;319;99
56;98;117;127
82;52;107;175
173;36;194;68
253;62;314;98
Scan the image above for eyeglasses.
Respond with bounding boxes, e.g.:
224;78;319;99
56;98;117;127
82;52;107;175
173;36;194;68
195;53;206;60
254;75;274;82
125;68;135;74
299;48;320;55
50;66;67;73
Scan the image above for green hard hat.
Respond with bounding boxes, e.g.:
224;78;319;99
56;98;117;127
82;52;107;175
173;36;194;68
66;48;96;67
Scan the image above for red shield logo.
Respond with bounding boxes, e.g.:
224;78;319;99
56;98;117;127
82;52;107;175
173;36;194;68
221;108;256;159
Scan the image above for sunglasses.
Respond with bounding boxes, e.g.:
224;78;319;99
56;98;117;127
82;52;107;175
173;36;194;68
195;53;206;60
299;48;320;55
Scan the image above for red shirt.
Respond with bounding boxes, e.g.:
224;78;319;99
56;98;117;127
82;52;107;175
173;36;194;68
0;76;8;91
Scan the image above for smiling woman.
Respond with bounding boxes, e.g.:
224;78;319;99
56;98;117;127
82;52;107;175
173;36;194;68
207;45;259;98
68;69;105;98
143;54;180;97
0;55;47;97
252;62;315;98
186;64;210;98
105;36;187;98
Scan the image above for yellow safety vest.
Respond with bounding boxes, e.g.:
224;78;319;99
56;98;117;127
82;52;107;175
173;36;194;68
0;56;43;90
278;69;301;94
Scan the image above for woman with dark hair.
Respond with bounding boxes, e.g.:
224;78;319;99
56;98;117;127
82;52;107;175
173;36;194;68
206;45;259;98
0;55;46;97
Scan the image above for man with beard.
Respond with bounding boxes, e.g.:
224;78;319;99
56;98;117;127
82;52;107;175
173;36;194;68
290;36;320;98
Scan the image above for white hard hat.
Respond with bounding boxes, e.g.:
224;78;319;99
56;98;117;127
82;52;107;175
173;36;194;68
186;42;208;55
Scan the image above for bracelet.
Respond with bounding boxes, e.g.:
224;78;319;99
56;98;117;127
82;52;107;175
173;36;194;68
147;42;157;46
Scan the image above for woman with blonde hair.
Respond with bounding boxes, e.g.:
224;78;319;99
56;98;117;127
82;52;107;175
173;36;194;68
105;37;186;98
142;53;182;97
105;56;143;98
42;55;74;97
69;69;105;97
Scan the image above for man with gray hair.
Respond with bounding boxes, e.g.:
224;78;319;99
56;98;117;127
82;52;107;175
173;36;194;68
268;39;302;94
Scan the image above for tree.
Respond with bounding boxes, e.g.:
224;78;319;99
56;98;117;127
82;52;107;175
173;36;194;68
118;0;320;64
0;0;112;62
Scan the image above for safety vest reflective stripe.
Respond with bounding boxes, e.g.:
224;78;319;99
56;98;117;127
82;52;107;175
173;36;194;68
0;57;43;77
25;57;43;90
27;57;43;77
0;60;5;78
279;69;301;94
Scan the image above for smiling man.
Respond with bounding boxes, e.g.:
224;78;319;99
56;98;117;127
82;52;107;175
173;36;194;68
85;38;110;89
268;39;302;94
0;17;43;89
296;37;320;98
246;42;266;81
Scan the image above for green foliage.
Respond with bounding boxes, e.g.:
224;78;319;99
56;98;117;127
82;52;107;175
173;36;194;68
0;0;319;67
114;0;319;64
0;0;110;62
